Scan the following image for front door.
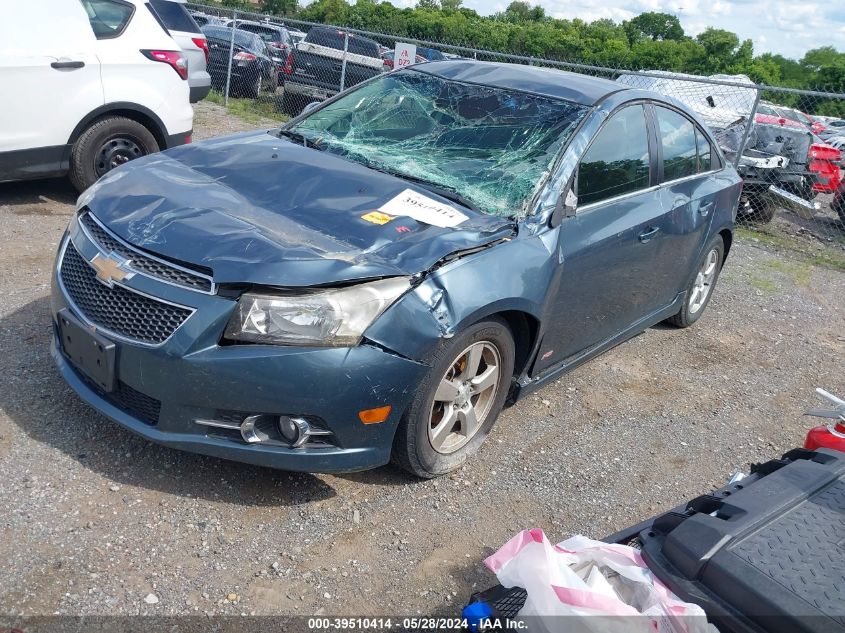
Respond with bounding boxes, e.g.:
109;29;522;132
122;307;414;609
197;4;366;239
534;104;668;373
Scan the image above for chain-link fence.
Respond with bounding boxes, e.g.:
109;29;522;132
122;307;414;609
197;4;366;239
185;1;845;266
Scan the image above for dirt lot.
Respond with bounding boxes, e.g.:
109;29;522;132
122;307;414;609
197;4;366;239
1;101;844;619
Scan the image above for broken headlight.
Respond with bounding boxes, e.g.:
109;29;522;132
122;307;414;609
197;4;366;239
224;277;411;347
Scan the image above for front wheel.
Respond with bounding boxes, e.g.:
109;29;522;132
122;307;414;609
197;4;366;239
665;235;725;328
392;317;515;478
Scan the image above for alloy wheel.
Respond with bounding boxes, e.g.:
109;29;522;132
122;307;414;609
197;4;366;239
689;247;719;314
428;341;502;454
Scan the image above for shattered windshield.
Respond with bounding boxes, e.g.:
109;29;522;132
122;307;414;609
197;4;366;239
289;70;589;217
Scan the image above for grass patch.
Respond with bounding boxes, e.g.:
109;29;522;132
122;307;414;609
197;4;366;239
763;259;813;286
206;90;289;125
736;225;845;273
748;274;779;294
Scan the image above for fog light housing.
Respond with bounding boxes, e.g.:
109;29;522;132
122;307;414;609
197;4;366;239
279;415;310;447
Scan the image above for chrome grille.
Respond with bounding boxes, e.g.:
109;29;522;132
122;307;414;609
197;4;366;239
79;211;214;293
59;241;193;345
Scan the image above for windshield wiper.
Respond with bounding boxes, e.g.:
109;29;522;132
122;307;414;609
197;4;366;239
276;129;322;150
367;166;480;212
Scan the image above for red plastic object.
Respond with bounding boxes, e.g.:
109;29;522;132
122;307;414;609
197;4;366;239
808;143;842;193
804;421;845;452
283;51;295;75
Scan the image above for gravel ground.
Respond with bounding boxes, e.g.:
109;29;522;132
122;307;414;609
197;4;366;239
1;101;844;620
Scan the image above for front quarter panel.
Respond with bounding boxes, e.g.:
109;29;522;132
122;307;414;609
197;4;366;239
364;229;558;365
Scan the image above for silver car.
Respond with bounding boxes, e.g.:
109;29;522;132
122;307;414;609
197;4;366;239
149;0;211;103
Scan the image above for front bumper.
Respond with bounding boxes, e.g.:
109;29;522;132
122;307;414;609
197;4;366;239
50;221;428;473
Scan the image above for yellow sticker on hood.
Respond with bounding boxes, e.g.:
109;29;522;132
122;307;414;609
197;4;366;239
361;211;394;225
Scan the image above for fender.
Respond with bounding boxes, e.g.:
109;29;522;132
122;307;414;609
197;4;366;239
66;102;170;150
364;230;556;369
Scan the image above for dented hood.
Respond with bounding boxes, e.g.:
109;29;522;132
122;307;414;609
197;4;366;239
82;131;514;287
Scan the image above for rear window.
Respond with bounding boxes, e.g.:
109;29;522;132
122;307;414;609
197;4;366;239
238;24;278;41
654;106;698;181
80;0;134;39
149;0;199;34
203;26;263;54
304;28;379;58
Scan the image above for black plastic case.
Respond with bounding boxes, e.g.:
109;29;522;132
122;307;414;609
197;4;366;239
639;448;845;633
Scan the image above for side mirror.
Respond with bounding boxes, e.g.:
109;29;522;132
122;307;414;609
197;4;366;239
550;187;577;228
301;101;321;116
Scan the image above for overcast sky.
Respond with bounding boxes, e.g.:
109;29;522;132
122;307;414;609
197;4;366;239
383;0;845;60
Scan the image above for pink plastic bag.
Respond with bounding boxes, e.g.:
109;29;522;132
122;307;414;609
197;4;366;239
485;529;716;633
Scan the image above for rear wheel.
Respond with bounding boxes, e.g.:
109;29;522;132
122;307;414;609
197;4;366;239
738;192;776;224
665;235;725;328
69;116;159;192
832;188;845;225
246;72;263;98
392;317;514;478
281;90;305;117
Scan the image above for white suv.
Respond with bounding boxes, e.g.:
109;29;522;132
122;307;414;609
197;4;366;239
0;0;194;192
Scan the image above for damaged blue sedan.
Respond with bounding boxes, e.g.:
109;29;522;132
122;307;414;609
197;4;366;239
51;61;741;477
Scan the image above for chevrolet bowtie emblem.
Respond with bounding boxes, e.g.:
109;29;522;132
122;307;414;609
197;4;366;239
90;252;135;287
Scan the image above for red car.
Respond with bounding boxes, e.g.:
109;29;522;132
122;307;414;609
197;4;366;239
778;106;827;136
755;103;805;129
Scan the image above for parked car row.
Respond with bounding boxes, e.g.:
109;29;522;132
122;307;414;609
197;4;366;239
202;25;281;97
186;8;453;113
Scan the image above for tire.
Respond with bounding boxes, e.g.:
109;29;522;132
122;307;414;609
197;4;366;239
738;192;776;224
246;72;262;99
665;235;725;328
392;317;515;478
832;187;845;225
69;116;159;193
281;90;304;117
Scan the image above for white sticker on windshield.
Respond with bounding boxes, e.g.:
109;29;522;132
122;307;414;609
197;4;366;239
379;188;469;228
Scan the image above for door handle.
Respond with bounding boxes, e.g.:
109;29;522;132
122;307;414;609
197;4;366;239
638;227;660;243
51;60;85;70
699;200;715;216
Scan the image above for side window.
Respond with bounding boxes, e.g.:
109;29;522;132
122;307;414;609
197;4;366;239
654;106;697;181
695;127;713;172
578;105;651;206
80;0;134;39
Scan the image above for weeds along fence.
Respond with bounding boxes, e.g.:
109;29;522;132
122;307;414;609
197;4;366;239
187;1;845;269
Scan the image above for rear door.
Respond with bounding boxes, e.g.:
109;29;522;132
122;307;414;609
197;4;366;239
652;104;723;303
535;104;666;371
0;0;101;162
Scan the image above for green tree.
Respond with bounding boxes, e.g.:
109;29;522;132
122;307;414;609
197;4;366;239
694;27;740;72
625;12;683;42
802;47;843;72
260;0;298;16
501;1;545;23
